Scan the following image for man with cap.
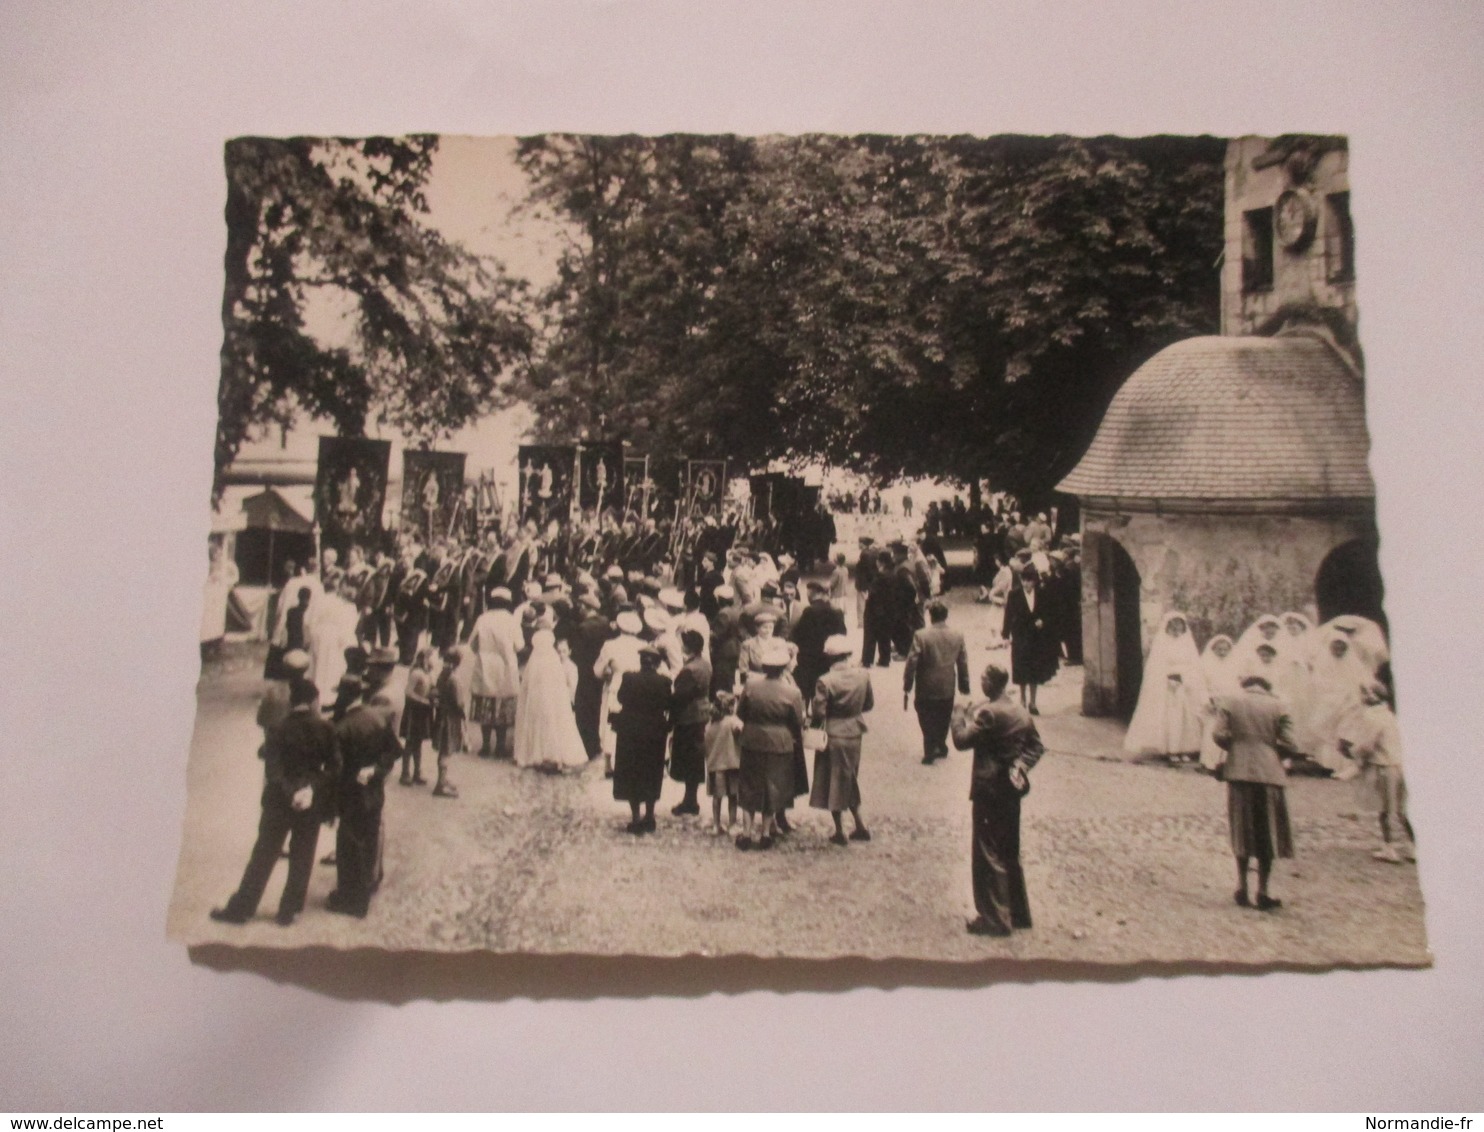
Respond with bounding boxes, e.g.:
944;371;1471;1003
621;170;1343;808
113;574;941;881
952;662;1044;937
327;647;402;918
211;675;340;927
708;583;743;695
696;551;726;620
791;580;848;706
568;589;612;758
668;628;713;816
809;634;874;846
256;648;313;746
469;586;523;759
905;599;972;765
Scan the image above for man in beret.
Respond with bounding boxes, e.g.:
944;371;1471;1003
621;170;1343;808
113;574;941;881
211;676;340;928
327;647;402;918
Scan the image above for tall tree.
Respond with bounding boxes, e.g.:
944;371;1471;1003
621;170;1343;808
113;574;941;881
215;135;532;498
517;132;1225;498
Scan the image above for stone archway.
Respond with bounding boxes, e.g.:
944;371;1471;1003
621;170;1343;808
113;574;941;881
1082;530;1144;718
1315;537;1386;631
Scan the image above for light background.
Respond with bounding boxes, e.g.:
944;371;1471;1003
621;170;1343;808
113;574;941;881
2;0;1481;1111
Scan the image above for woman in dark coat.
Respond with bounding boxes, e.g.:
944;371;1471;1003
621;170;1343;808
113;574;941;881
612;645;672;834
667;629;713;816
735;638;807;851
1001;564;1060;715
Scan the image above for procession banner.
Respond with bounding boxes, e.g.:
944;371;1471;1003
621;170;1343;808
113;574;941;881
313;436;391;552
623;455;651;517
400;449;467;545
578;441;625;514
683;459;728;517
517;444;576;527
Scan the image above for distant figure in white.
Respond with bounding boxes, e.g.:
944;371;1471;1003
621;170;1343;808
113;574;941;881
1123;611;1207;762
514;609;589;772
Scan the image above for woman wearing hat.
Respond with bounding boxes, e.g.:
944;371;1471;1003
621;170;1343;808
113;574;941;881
1001;562;1059;715
809;634;874;845
735;638;807;851
594;609;646;777
469;587;523;759
736;607;796;687
612;644;673;834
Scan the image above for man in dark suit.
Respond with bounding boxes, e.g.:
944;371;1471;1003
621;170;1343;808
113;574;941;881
327;649;401;918
569;590;613;759
889;543;922;658
211;678;340;928
790;581;848;705
904;599;971;764
952;663;1044;937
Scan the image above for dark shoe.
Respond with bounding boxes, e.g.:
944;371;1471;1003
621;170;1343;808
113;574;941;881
1256;895;1283;911
320;852;336;866
1234;890;1250;907
625;821;642;835
1028;705;1040;716
775;814;793;834
672;801;701;817
849;828;871;842
274;910;296;927
757;835;775;850
920;755;937;765
735;835;752;851
829;832;849;847
412;776;428;785
399;774;413;786
209;906;249;925
966;917;1012;937
642;815;657;833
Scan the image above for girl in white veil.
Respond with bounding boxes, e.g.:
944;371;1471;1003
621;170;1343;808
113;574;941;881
1307;624;1376;776
513;609;589;772
1197;634;1239;772
1277;611;1318;759
1124;611;1208;761
1233;613;1284;675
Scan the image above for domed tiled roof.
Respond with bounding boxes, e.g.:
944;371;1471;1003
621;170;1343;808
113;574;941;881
1057;334;1374;503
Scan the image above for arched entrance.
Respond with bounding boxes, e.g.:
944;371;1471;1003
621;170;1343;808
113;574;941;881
1315;537;1386;631
1083;530;1144;718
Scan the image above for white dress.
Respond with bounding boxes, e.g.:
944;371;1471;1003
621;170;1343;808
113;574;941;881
1123;611;1207;756
513;630;589;770
306;591;361;707
594;632;645;760
1197;635;1239;771
1306;627;1374;773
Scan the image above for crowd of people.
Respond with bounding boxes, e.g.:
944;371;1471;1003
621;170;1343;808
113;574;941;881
204;487;1405;937
1121;606;1409;905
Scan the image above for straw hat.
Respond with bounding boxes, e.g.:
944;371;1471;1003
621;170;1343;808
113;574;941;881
823;634;853;657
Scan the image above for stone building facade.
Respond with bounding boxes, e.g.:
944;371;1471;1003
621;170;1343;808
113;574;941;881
1058;135;1380;717
1220;135;1356;338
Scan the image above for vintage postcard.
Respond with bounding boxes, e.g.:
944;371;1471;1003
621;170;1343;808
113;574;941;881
168;132;1427;966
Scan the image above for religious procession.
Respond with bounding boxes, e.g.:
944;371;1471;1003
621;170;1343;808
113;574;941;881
172;131;1425;966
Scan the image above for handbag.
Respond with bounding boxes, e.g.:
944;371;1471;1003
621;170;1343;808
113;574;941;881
802;727;829;752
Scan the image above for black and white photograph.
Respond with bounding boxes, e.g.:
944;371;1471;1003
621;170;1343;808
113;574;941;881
168;130;1428;967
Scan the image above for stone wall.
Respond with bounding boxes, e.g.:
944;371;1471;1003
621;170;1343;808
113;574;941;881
1079;503;1377;716
1220;136;1356;337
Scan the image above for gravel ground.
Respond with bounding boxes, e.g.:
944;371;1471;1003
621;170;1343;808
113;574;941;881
168;588;1429;968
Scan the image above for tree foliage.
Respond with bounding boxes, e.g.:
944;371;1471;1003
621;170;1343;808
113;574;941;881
215;135;532;498
516;132;1225;497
